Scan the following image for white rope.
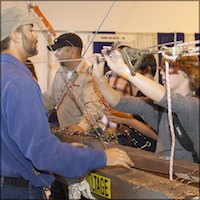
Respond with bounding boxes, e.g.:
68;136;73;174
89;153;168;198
177;40;200;46
144;40;183;50
68;179;95;200
165;60;176;181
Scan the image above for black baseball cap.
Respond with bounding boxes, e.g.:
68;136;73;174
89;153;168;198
47;33;83;51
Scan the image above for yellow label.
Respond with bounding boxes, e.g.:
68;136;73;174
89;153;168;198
87;172;111;199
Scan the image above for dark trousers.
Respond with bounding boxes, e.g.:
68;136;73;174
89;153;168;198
0;177;46;199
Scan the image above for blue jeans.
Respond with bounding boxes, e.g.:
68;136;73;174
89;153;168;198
0;184;47;199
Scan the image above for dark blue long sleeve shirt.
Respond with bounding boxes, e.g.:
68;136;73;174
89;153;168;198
1;53;106;187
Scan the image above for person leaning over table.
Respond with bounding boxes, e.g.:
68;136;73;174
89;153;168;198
90;47;199;163
0;6;134;199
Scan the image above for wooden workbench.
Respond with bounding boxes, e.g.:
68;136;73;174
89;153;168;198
55;133;199;199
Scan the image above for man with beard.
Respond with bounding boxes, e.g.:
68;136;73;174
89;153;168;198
0;7;133;199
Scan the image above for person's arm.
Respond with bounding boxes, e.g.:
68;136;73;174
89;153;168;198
126;73;166;103
91;51;166;105
91;54;121;107
104;50;166;102
106;113;157;140
105;148;134;168
6;77;133;179
65;124;85;135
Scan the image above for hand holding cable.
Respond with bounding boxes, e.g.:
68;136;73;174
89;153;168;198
103;49;131;79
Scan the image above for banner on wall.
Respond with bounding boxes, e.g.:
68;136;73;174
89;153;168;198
93;32;137;53
93;33;136;44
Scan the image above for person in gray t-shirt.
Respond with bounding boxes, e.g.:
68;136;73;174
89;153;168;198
90;49;199;163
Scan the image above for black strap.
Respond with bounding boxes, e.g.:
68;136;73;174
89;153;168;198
157;110;162;131
157;95;199;162
157;107;165;132
173;113;199;163
157;109;199;163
